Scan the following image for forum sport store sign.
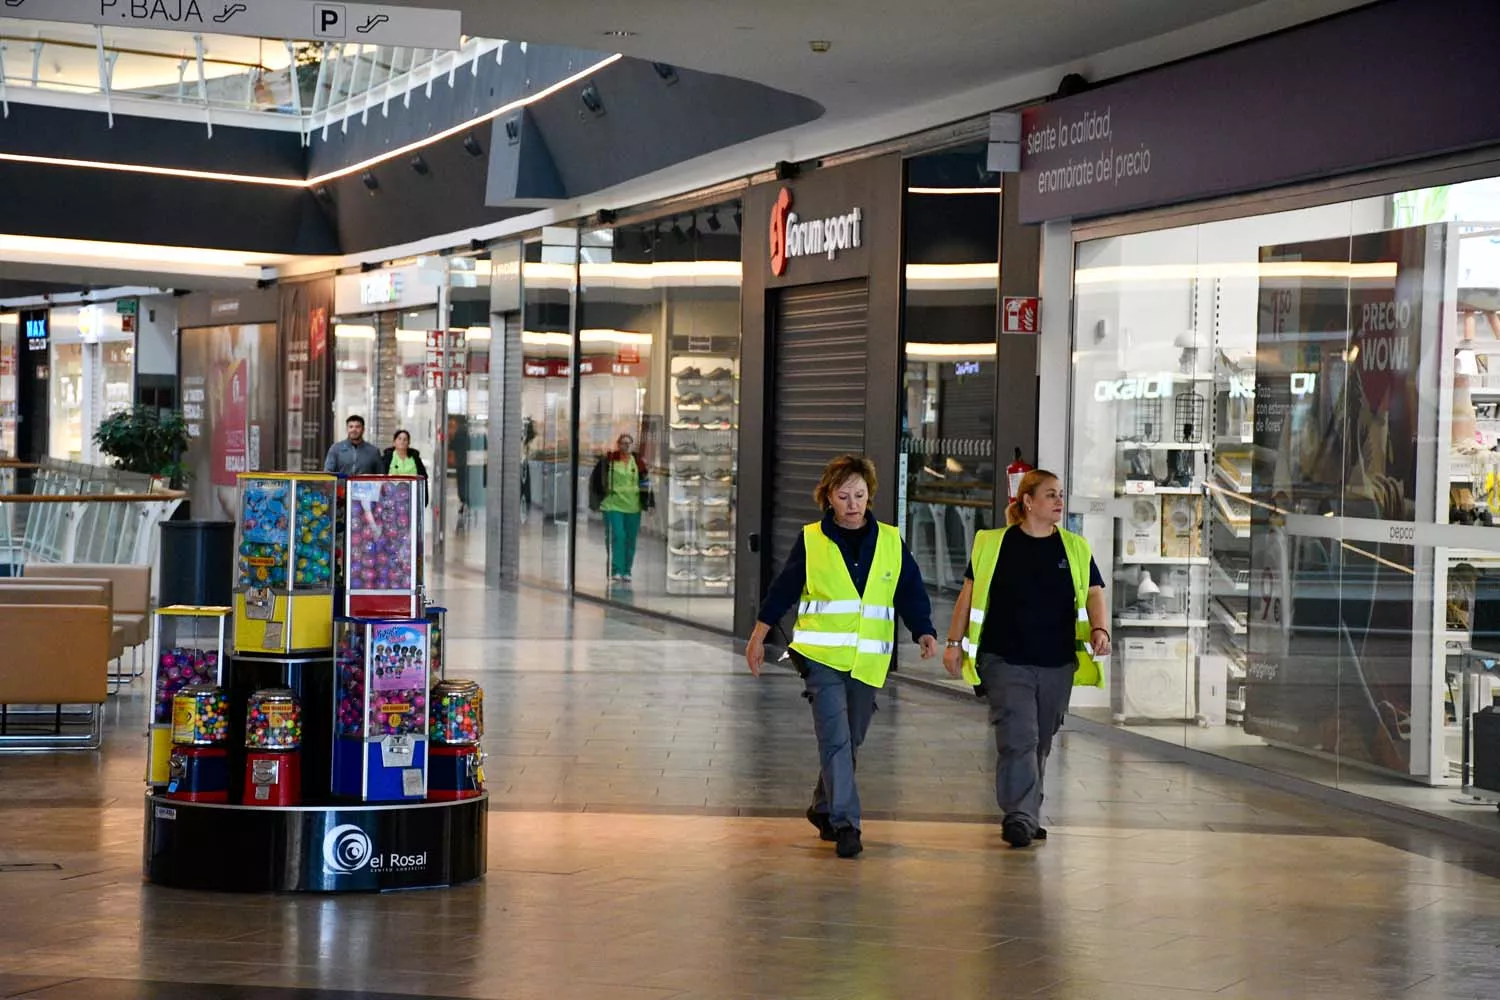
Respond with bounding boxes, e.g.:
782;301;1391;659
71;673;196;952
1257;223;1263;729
768;187;863;277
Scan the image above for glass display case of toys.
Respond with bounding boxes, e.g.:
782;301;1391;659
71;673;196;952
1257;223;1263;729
243;688;303;806
429;679;485;800
344;475;424;618
234;473;337;655
148;607;230;787
166;684;231;802
333;617;430;801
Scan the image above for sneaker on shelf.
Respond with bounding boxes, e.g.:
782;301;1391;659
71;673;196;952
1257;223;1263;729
672;471;702;483
702;517;732;533
701;572;731;584
677;392;704;406
707;469;734;482
704;445;734;458
668;519;694;532
703;418;733;430
701;544;732;558
669;443;700;457
702;495;730;507
834;826;863;859
705;391;735;407
670;496;701;507
705;367;733;380
669;543;700;556
671;421;702;431
668;569;699;582
677;366;702;379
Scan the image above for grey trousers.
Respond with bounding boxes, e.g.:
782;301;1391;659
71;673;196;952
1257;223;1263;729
977;654;1075;834
803;659;878;830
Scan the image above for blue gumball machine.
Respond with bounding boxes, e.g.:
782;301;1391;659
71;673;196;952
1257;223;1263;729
332;617;430;801
233;473;337;655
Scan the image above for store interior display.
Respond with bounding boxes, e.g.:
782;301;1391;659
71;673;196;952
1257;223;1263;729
233;473;337;655
667;356;737;595
149;607;230;787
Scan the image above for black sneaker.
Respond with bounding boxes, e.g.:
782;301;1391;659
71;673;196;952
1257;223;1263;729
806;807;837;842
1002;820;1033;849
835;825;863;858
1034;827;1048;841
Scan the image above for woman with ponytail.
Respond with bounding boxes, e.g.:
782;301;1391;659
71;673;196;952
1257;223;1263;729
941;469;1109;848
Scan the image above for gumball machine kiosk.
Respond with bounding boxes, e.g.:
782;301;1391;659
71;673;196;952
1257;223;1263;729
429;680;485;800
243;689;303;805
166;685;231;802
233;473;337;655
148;607;230;788
426;605;447;685
333;617;430;801
344;475;424;618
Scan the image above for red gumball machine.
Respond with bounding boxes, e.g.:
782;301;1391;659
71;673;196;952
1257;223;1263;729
166;685;231;802
429;680;485;800
243;689;303;806
344;475;424;618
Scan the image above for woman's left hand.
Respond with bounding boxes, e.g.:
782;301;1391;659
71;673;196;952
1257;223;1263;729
917;634;939;660
1090;629;1111;657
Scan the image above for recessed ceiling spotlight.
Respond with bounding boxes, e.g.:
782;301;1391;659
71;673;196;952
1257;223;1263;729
603;30;636;37
809;40;831;53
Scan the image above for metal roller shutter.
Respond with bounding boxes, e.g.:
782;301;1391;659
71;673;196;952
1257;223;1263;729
769;279;869;577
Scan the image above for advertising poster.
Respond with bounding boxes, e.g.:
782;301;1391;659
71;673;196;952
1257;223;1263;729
1247;225;1441;773
179;325;278;520
280;280;336;472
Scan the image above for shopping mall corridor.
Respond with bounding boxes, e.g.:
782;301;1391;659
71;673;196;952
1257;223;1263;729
2;584;1500;1000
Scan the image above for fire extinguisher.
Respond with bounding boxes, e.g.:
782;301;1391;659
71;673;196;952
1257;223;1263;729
1006;448;1032;500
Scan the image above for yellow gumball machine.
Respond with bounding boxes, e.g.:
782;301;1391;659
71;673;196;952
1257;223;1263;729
234;473;337;655
147;606;230;787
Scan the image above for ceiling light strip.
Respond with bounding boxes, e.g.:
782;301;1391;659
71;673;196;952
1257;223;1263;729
0;52;624;190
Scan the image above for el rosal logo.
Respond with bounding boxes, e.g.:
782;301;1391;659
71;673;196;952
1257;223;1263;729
322;823;428;875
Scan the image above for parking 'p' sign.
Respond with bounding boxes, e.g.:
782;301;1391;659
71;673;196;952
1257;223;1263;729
313;3;347;38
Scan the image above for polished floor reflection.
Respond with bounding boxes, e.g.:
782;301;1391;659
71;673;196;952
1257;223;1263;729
2;585;1500;999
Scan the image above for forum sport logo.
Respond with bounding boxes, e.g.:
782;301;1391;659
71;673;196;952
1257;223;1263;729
768;187;862;277
322;823;429;875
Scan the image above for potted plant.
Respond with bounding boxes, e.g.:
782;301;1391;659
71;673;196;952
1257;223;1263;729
93;406;191;489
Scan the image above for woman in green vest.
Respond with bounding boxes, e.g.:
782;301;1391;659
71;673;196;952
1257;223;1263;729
746;454;939;859
381;430;429;505
942;468;1110;849
588;433;654;583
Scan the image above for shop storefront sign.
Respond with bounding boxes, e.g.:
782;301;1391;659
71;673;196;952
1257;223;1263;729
769;187;863;276
4;0;463;49
359;272;404;307
23;315;47;352
1019;0;1500;223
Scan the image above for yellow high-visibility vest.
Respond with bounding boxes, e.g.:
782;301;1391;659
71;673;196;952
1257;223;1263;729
961;526;1102;688
790;521;904;689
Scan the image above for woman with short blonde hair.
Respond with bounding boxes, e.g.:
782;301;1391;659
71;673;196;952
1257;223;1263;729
746;454;937;859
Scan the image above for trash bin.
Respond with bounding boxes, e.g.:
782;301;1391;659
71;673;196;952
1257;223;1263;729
159;520;235;607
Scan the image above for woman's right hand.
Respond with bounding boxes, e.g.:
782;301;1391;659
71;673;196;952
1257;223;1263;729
745;636;765;677
942;644;963;678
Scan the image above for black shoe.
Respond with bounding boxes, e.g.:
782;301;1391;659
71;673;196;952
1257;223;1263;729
806;807;837;842
1034;827;1048;841
1002;820;1033;849
835;825;863;858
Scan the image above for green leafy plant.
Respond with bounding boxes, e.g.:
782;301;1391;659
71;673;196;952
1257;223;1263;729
93;406;191;484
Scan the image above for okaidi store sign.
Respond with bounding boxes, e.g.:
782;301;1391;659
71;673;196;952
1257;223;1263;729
769;187;863;276
1018;0;1500;223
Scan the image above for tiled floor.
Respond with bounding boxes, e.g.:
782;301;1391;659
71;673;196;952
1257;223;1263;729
3;585;1500;999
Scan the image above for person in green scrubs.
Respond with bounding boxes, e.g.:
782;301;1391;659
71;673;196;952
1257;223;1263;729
588;433;654;584
381;429;429;505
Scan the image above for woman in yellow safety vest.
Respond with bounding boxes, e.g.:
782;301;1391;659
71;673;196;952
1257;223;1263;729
942;468;1110;849
746;454;939;859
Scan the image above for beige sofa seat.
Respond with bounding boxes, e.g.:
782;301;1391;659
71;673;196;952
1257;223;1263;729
25;564;153;648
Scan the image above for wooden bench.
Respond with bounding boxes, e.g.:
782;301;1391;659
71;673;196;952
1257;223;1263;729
0;604;111;750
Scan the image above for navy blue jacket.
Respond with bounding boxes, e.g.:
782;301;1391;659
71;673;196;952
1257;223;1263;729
757;510;936;642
